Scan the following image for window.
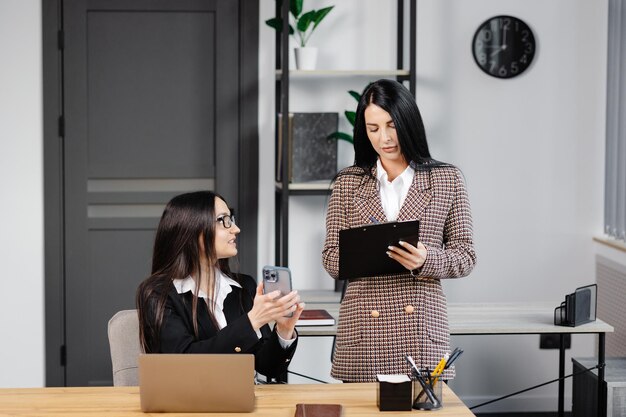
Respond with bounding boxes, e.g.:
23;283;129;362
605;0;626;241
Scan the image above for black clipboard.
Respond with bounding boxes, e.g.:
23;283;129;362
338;220;420;279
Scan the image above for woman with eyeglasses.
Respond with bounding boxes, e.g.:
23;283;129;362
136;191;304;379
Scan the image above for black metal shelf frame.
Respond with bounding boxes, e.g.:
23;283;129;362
274;0;417;267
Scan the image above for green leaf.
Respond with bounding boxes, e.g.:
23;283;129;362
348;90;361;102
327;132;354;144
290;0;303;18
265;17;294;35
265;17;281;30
345;111;356;126
312;6;334;29
297;10;316;33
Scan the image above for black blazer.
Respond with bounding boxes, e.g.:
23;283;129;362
146;273;297;378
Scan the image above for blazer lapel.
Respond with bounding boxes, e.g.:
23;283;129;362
180;291;218;337
355;167;387;224
222;286;243;323
397;168;432;222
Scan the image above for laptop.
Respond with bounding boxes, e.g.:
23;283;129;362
339;220;420;279
139;353;255;413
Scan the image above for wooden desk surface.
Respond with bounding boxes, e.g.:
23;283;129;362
0;383;474;416
297;292;614;336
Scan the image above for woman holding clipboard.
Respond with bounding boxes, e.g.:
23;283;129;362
322;79;476;382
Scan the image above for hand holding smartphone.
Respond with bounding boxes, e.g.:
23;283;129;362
262;265;293;317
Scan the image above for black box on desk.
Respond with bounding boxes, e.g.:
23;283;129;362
376;375;412;411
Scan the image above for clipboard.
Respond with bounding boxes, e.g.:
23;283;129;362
338;220;420;279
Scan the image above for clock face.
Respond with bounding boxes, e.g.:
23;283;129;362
472;15;536;79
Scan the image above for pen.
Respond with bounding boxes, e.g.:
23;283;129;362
405;355;439;406
445;348;462;366
431;353;449;385
432;354;448;377
425;367;433;386
445;349;464;369
369;216;380;224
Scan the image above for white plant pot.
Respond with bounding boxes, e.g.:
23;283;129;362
294;47;318;70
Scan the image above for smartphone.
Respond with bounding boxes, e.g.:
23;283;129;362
262;265;293;317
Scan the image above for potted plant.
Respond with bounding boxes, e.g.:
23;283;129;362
265;0;334;70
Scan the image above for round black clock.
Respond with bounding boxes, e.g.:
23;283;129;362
472;15;536;79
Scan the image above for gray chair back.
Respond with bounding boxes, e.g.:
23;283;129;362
107;309;141;386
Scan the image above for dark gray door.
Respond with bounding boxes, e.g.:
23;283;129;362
59;0;247;386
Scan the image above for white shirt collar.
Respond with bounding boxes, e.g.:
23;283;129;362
173;270;242;330
214;269;241;312
376;158;414;185
376;158;415;221
173;270;241;303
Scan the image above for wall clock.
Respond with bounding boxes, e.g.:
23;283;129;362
472;15;536;79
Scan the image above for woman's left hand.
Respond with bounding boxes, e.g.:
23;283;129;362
275;300;305;340
387;241;427;273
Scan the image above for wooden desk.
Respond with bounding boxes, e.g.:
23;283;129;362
297;295;614;417
0;383;475;416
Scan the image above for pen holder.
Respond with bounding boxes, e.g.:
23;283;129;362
413;377;442;410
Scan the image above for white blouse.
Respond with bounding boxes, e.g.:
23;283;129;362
173;270;240;330
376;158;415;221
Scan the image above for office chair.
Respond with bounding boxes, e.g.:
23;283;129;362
107;309;142;386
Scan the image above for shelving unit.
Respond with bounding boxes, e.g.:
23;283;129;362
274;0;417;267
275;69;411;77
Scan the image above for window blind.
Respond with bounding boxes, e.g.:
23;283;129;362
605;0;626;241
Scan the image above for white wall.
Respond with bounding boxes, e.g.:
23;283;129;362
258;0;608;412
0;0;45;387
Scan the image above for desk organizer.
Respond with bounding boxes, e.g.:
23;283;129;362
413;377;442;410
376;375;412;411
554;284;597;327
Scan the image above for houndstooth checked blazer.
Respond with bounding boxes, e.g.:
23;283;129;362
322;164;476;382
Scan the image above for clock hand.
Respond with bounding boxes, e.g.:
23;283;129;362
490;46;503;57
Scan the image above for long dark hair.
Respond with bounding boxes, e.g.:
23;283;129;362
352;79;445;175
136;191;233;353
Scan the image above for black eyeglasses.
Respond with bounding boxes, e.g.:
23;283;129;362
216;214;236;229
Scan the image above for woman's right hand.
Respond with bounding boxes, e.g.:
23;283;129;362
247;282;300;331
